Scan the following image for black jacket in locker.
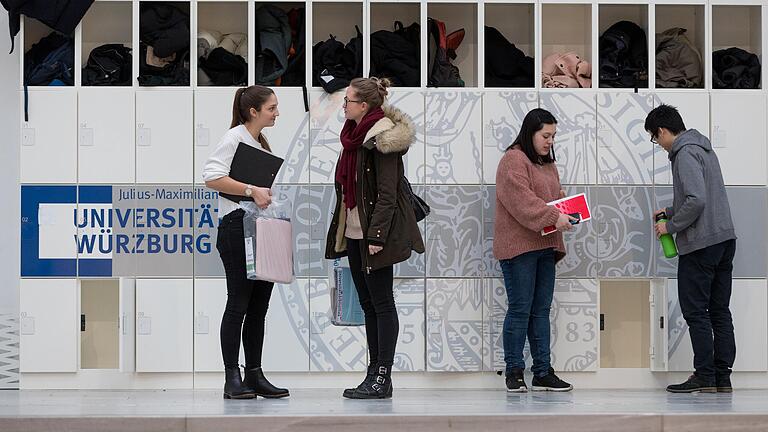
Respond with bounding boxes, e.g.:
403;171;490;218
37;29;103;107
2;0;94;53
140;3;189;58
369;22;420;88
253;4;292;85
485;26;535;88
599;20;648;88
713;47;762;90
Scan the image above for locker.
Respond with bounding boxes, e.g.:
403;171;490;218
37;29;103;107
308;90;345;184
424;91;483;184
425;186;483;278
80;279;120;369
78;89;135;183
135;279;193;372
20;90;78;184
270;87;311;184
308;279;367;372
263;279;311;372
19;279;78;373
119;278;135;372
483;91;539;184
596;92;655;185
667;279;768;372
193;279;234;372
136;90;194;184
393;279;426;372
194;89;237;185
388;90;426;183
710;93;767;186
427;4;478;87
556;186;598;279
426;279;483;372
652;92;709;185
539;91;597;185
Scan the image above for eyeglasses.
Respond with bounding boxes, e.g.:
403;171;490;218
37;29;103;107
343;97;363;107
650;135;658;145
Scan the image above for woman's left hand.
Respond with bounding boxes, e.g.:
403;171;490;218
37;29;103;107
369;245;383;255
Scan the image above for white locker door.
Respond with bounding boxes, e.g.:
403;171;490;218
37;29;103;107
20;90;78;184
649;279;668;372
79;88;135;184
426;279;484;372
262;279;310;372
711;93;767;186
119;278;135;372
136;91;194;184
653;92;710;185
194;90;234;185
270;87;311;184
596;92;655;185
731;279;768;371
136;279;193;372
19;279;78;372
193;279;244;372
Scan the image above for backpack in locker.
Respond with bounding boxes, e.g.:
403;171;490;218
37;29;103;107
370;21;420;87
599;21;648;88
82;43;132;86
427;17;465;87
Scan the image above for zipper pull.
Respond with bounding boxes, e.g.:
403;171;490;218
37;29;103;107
366;266;372;274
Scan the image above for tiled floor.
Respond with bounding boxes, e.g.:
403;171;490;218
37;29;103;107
0;389;767;432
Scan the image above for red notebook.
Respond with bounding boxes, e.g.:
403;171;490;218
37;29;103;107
542;193;592;236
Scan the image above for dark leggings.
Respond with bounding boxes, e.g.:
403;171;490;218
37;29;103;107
345;238;398;367
217;209;274;369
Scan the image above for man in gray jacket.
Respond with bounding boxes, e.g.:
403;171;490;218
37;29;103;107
646;104;737;393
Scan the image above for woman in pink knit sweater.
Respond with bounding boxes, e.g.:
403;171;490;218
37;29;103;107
494;108;577;393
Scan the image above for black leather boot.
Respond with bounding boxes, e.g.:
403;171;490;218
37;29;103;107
343;365;376;398
349;365;393;399
223;367;256;399
244;367;290;399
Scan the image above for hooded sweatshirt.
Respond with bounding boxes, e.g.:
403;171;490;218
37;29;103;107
665;129;736;255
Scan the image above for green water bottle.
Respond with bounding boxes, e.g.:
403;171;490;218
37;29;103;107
655;211;678;259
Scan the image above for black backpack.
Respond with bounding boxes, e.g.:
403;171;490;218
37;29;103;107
82;43;132;86
485;26;534;88
427;17;464;87
599;21;648;88
24;31;74;86
312;26;362;93
370;21;420;87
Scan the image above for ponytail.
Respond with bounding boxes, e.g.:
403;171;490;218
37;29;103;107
230;87;248;128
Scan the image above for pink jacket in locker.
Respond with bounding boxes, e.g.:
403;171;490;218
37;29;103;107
254;217;294;284
542;52;592;88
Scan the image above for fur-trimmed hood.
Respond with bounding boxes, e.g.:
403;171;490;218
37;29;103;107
363;104;416;154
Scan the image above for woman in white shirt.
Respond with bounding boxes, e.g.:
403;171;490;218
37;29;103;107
202;85;289;400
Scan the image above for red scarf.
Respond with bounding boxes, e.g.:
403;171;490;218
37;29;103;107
336;107;386;209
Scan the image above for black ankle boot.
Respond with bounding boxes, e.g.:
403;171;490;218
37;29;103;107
244;367;290;399
343;366;376;398
349;365;393;399
223;367;256;399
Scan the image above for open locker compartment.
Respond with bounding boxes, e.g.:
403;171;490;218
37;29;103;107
484;3;535;89
311;2;363;90
369;3;421;88
254;2;306;86
197;1;249;87
597;4;650;89
22;17;75;87
138;1;191;87
541;3;593;89
654;4;706;89
79;278;135;372
712;4;763;90
599;279;667;371
81;1;133;86
427;3;478;88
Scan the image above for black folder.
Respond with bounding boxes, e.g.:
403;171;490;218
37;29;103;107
219;142;284;203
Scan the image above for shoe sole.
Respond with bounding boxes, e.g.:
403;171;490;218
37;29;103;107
223;393;256;400
506;387;528;393
666;387;717;394
717;387;733;393
255;392;290;399
531;385;573;392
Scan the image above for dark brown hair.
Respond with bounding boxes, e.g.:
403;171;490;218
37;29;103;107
349;77;391;110
231;85;275;151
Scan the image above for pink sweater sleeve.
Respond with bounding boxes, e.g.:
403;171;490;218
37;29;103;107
496;153;561;232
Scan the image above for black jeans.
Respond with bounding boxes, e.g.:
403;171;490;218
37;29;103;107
346;238;398;367
678;239;737;382
217;209;274;369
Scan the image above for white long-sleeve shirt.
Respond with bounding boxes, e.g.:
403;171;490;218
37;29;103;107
202;124;269;218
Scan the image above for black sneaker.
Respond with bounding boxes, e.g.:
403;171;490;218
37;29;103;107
505;368;527;393
666;375;717;393
716;376;733;393
531;368;572;392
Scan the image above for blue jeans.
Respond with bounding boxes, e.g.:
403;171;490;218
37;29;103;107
500;248;556;377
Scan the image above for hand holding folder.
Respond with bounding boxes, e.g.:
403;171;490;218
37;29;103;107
220;142;284;203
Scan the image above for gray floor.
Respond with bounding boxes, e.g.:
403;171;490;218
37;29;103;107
1;389;767;432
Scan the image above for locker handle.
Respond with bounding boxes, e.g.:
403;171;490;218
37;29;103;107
599;313;605;331
81;314;86;332
659;316;664;330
